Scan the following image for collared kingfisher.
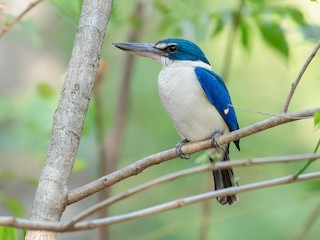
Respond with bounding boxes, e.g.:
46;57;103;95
113;38;240;205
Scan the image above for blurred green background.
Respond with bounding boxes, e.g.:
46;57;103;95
0;0;320;239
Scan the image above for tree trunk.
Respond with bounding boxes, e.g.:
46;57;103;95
26;1;114;239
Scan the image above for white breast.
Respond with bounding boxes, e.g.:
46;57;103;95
158;60;229;141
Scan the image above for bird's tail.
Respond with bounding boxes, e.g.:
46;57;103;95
210;145;238;205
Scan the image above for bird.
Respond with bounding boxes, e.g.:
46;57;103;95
113;38;240;205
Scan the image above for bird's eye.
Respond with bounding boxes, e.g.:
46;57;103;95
166;45;177;53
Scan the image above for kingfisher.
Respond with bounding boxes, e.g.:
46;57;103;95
113;38;240;205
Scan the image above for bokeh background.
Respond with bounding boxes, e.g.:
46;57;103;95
1;0;320;239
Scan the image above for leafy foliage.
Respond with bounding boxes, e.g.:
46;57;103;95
0;1;319;239
153;0;312;58
236;3;308;58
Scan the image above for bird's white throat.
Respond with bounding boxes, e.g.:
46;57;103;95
159;58;212;70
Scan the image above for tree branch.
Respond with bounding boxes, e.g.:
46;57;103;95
1;171;320;232
0;0;43;38
73;171;320;230
64;152;320;227
67;107;318;204
281;39;320;113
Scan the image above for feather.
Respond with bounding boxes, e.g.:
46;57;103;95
195;67;240;150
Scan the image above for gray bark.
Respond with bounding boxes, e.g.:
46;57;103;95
26;1;114;239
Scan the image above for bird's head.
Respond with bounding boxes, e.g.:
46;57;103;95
113;38;210;67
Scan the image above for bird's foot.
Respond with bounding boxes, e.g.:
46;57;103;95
211;132;224;152
175;139;190;159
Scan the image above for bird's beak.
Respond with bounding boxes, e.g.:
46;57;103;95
112;42;167;61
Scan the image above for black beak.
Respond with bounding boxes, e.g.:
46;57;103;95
112;42;167;60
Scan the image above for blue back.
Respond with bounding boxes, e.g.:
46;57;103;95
156;38;210;64
195;67;240;149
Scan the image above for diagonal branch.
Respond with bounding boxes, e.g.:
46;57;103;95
65;153;320;226
73;171;320;230
1;171;320;232
67;107;319;204
281;39;320;113
0;0;43;38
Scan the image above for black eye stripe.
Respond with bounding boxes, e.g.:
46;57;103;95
165;45;177;53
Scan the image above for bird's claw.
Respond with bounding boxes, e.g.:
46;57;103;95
175;139;190;159
211;132;224;151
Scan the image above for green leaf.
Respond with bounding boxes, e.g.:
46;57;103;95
314;111;320;129
212;15;225;36
240;19;250;50
269;6;307;26
258;21;289;58
266;6;307;27
285;7;307;26
36;83;56;98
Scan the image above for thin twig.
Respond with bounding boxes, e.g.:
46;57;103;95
294;138;320;178
65;164;211;228
0;0;43;38
281;39;320;113
63;152;320;227
74;172;320;231
230;104;311;119
2;171;320;232
67;107;319;204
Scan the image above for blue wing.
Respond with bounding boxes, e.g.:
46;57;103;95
194;67;240;150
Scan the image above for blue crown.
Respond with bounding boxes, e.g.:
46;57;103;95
156;38;210;65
